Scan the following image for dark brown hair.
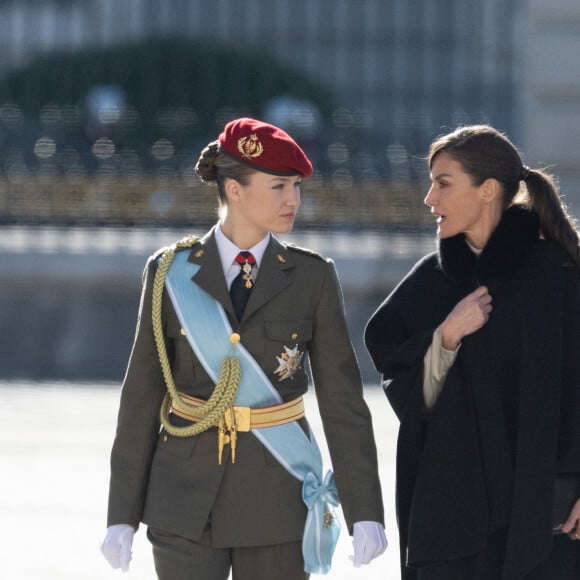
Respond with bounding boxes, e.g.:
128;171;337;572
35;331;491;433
428;125;580;269
195;140;257;205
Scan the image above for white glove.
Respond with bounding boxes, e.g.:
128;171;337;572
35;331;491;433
100;524;135;572
352;521;388;567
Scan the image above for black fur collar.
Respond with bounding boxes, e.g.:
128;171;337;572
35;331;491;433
438;205;540;290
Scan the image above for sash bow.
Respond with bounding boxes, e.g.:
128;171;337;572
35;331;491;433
302;470;341;574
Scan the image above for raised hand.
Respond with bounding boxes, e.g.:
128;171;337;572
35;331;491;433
440;286;492;350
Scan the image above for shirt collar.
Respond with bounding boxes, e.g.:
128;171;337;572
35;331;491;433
466;240;483;256
215;223;270;274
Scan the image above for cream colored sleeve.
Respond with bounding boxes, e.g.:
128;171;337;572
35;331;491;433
423;326;461;409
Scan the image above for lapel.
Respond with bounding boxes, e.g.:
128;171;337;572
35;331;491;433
187;227;236;320
243;236;295;322
185;229;295;324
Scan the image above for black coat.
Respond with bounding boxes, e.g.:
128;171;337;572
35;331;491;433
365;206;580;580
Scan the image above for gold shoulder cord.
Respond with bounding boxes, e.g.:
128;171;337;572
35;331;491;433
152;235;242;438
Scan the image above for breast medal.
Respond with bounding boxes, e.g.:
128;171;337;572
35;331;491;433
274;344;304;381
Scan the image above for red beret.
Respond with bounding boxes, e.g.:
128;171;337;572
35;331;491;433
218;117;313;178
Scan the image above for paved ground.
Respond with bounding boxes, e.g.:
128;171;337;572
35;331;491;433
0;382;402;580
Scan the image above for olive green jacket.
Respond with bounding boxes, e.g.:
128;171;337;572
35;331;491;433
107;227;384;547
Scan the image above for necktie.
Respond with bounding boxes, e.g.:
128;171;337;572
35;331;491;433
229;251;256;320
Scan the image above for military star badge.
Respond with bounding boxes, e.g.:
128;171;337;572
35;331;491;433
274;345;304;381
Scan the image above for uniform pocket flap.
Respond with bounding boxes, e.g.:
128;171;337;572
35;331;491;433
264;320;313;342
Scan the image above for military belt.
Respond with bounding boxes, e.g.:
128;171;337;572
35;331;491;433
170;393;305;430
169;394;305;463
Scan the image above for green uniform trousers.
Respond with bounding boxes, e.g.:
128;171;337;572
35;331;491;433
147;526;309;580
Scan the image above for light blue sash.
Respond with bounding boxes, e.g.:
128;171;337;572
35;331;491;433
163;250;340;574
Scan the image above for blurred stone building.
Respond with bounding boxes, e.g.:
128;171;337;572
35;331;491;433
1;0;580;381
0;0;578;211
517;0;580;209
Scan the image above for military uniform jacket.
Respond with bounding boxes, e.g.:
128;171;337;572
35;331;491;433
107;226;384;548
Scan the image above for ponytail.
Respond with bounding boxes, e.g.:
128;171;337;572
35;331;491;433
522;168;580;269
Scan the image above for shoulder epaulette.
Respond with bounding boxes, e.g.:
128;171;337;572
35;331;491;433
285;242;325;261
174;234;201;250
152;235;200;260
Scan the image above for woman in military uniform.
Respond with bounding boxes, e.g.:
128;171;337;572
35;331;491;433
100;117;386;580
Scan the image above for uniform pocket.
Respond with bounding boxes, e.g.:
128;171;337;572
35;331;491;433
264;320;312;383
165;320;199;383
264;320;313;343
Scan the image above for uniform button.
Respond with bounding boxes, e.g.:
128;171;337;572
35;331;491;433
180;328;186;336
163;435;168;443
230;332;241;344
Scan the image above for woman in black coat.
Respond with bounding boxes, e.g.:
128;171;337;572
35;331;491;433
365;125;580;580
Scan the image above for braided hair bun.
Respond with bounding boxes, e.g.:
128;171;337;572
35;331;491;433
195;140;219;184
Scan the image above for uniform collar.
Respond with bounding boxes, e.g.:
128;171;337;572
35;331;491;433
214;222;270;275
187;226;294;323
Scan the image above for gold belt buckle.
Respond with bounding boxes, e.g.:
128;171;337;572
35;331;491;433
224;406;251;432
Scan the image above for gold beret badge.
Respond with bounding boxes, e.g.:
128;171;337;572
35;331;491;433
237;134;264;159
